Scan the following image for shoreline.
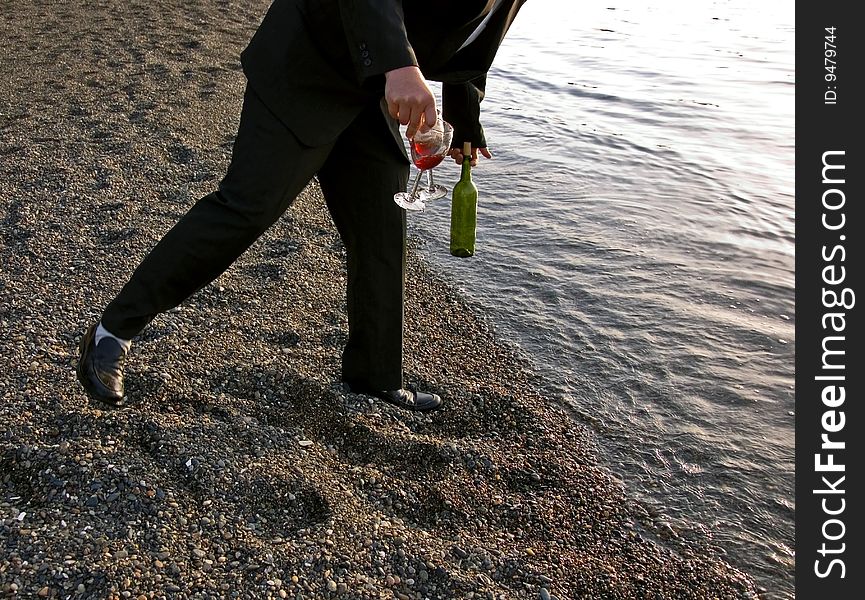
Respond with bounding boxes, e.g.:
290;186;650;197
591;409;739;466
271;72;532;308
1;1;759;598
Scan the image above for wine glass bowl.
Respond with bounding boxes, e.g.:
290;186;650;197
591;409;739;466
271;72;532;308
394;116;454;211
410;139;447;171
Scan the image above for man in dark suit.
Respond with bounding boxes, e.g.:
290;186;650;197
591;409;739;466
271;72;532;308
77;0;527;412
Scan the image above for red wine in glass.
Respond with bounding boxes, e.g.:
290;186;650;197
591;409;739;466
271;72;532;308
412;141;447;170
394;116;453;211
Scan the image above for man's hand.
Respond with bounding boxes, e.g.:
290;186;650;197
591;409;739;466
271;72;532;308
385;66;437;139
449;145;492;167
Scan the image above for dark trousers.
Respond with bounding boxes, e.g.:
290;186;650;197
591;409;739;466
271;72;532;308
101;87;410;391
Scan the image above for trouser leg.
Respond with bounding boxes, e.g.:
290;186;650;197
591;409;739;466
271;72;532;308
101;87;332;339
317;102;410;392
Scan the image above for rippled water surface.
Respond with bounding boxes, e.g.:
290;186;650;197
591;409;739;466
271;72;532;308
410;1;795;597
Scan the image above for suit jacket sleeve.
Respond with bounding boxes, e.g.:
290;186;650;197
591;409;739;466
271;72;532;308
338;0;418;82
442;74;487;149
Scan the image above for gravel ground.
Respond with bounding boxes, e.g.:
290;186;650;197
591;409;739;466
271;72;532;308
1;1;761;598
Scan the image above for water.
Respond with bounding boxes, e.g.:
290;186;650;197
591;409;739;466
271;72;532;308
411;1;795;597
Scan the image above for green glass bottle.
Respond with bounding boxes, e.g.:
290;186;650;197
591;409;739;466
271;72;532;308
450;141;477;257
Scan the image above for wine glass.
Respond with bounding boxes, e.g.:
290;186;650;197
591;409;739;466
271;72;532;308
394;116;454;211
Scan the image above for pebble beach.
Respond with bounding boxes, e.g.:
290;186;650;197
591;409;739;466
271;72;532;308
2;1;761;598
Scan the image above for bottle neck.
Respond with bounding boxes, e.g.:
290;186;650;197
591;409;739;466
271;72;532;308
461;155;473;179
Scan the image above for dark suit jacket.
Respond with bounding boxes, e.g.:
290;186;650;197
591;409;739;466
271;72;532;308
240;0;526;149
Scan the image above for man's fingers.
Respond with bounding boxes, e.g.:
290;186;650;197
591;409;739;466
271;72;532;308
405;106;424;139
394;102;411;126
383;66;437;139
450;149;471;165
415;107;436;135
387;99;401;121
449;146;492;166
392;101;436;138
424;105;437;129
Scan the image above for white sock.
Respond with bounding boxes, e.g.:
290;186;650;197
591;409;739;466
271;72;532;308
95;322;132;354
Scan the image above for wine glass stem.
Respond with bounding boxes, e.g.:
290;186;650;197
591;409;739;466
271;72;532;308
427;169;435;191
409;169;425;198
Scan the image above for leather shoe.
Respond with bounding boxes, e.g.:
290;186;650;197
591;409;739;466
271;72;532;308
368;387;443;412
77;324;126;406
